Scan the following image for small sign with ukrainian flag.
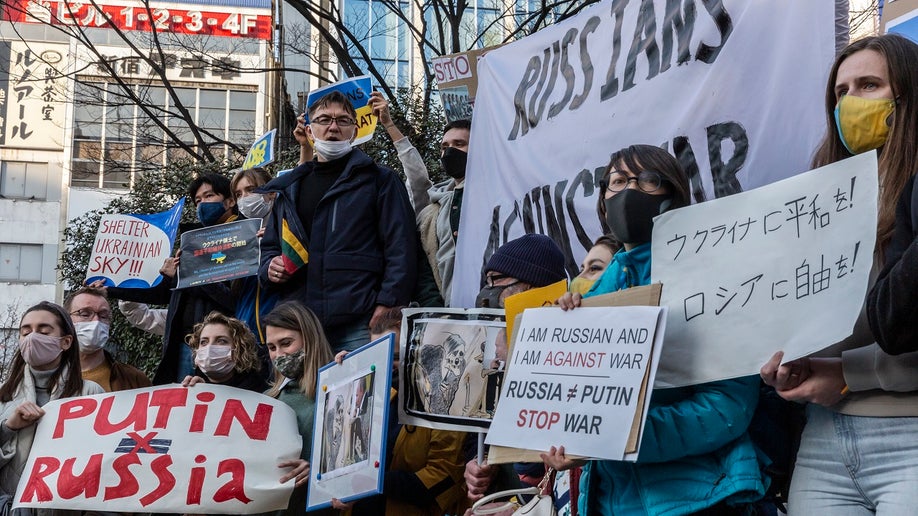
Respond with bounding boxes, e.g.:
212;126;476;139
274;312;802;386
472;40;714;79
243;128;277;169
306;75;377;145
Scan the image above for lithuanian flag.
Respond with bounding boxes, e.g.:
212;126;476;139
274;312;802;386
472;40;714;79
281;218;308;275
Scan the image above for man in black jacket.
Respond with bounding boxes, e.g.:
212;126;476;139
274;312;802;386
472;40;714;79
259;90;417;352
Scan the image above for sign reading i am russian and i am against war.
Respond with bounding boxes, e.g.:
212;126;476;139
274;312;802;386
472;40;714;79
486;306;666;461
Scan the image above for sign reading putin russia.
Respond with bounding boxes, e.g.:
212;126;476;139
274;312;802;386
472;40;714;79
13;384;301;514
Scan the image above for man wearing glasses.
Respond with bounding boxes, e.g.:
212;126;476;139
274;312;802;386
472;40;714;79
258;90;417;352
63;287;151;392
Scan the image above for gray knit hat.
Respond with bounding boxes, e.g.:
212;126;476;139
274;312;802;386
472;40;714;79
484;234;566;288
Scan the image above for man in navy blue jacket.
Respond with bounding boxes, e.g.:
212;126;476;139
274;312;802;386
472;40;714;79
258;90;417;352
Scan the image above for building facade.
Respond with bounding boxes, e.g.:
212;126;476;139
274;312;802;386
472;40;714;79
0;0;276;322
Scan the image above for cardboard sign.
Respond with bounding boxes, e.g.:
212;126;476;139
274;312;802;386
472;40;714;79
306;76;376;145
13;384;300;514
486;306;666;461
432;46;500;122
503;280;568;347
177;218;261;289
651;152;878;387
86;199;184;288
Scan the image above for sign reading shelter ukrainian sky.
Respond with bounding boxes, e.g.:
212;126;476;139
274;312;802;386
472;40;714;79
452;0;836;307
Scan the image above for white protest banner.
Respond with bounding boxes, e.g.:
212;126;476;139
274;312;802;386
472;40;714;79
486;306;665;461
650;152;878;387
14;384;300;514
85;199;185;288
452;0;836;307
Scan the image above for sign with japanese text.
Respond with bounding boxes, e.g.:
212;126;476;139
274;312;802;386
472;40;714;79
243;129;276;169
177;218;261;289
452;0;836;307
486;306;666;461
651;152;878;387
13;384;300;514
86;199;185;288
0;40;68;149
306;76;377;145
1;0;271;39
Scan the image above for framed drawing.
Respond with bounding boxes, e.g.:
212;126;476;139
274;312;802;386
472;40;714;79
398;308;506;433
306;334;394;510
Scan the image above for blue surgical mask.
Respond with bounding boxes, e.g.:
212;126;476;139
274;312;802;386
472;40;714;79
197;201;227;226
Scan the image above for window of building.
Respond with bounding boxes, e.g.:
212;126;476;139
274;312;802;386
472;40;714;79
0;244;43;283
0;162;50;200
71;82;258;188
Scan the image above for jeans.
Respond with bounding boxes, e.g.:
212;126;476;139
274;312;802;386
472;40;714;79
324;316;371;354
788;404;918;515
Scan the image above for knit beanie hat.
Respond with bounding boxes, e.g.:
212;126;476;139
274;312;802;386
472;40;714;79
484;234;566;288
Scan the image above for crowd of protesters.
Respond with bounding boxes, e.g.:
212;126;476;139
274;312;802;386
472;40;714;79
2;31;918;516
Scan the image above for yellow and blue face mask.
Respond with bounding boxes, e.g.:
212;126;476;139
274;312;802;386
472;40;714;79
834;94;896;155
569;276;596;295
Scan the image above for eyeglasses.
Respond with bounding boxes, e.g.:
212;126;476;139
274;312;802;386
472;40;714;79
70;308;111;323
311;115;357;127
484;274;520;288
601;170;666;194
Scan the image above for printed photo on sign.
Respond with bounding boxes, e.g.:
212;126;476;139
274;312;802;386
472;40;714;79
12;384;300;514
319;371;375;479
399;308;505;432
177;218;261;289
308;334;393;510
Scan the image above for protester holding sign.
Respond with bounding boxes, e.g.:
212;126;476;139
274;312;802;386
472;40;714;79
554;145;767;515
261;301;336;516
761;34;918;514
231;167;281;368
0;302;104;508
182;311;268;393
96;173;238;384
258;90;417;353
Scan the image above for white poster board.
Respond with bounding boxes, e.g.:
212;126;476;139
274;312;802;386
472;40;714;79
486;306;665;461
452;0;836;307
398;308;506;433
651;152;878;387
307;334;394;510
13;384;300;514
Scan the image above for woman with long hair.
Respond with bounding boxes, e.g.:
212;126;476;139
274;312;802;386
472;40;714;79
261;301;335;516
763;34;918;514
0;302;104;509
550;145;767;515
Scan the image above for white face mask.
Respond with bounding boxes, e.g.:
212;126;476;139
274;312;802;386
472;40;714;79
312;138;354;161
238;194;273;220
74;321;109;353
194;344;235;378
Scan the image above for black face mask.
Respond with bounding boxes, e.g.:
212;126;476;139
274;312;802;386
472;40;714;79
603;189;672;245
440;147;468;180
475;281;520;308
